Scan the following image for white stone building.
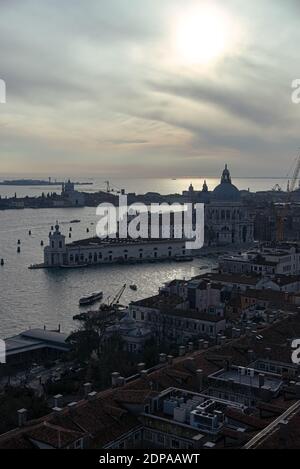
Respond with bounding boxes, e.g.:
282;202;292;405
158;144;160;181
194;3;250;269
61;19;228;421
44;224;190;267
219;243;300;276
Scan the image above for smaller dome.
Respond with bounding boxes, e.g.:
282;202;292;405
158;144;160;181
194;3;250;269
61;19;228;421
119;313;136;331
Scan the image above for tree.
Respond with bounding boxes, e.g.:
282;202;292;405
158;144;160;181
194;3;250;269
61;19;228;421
67;311;118;363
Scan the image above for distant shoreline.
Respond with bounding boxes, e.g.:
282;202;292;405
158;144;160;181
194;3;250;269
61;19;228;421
0;180;93;186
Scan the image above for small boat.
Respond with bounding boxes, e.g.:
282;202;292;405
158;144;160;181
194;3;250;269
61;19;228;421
79;291;103;306
130;284;137;291
70;219;81;224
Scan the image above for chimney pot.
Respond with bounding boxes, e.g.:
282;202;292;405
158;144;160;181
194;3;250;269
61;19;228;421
196;369;204;392
159;353;167;363
52;407;63;414
83;382;92;396
137;362;146;372
188;342;194;352
167;355;174;365
53;394;63;408
17;408;27;427
116;376;125;387
87;391;97;401
111;372;120;387
198;339;204;349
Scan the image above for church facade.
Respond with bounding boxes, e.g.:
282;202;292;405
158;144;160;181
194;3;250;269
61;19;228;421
183;165;254;246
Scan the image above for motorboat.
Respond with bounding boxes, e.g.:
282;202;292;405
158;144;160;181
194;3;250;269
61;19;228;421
79;291;103;306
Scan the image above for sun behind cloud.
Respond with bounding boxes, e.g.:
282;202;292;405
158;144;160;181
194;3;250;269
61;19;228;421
173;3;238;65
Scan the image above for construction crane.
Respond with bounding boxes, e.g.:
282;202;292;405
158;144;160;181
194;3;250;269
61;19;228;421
99;284;127;311
276;153;300;241
103;180;123;194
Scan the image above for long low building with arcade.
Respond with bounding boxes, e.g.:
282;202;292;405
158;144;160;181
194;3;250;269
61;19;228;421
43;224;191;267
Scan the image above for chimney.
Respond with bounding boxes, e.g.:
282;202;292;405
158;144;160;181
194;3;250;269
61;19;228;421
188;342;194;352
220;336;226;346
184;357;196;372
87;391;97;401
111;372;120;387
116;376;125;387
83;382;92;397
179;345;186;356
167;355;174;365
159;353;167;364
17;408;27;427
198;339;204;349
196;369;204;392
52;407;63;415
259;373;265;388
206;282;211;309
53;394;63;408
137;362;146;373
247;350;255;362
67;402;77;415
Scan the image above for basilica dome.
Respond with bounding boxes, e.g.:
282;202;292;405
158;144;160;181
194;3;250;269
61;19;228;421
212;164;241;202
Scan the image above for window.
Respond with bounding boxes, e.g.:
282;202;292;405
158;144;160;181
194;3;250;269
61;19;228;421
157;434;165;445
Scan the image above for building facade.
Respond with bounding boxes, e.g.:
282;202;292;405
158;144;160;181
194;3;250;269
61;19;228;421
183;165;254;246
44;224;191;267
219;243;300;276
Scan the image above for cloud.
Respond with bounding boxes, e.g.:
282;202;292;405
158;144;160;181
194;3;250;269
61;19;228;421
0;0;299;177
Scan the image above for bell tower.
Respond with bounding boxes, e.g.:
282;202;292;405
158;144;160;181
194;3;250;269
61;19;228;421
44;222;66;266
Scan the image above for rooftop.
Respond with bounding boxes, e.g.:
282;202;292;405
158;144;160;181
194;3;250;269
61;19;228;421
131;294;224;322
68;237;186;249
5;328;69;356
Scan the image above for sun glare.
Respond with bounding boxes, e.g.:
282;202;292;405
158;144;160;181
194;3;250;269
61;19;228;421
174;5;235;65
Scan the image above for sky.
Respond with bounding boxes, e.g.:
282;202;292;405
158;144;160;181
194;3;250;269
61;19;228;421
0;0;300;178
